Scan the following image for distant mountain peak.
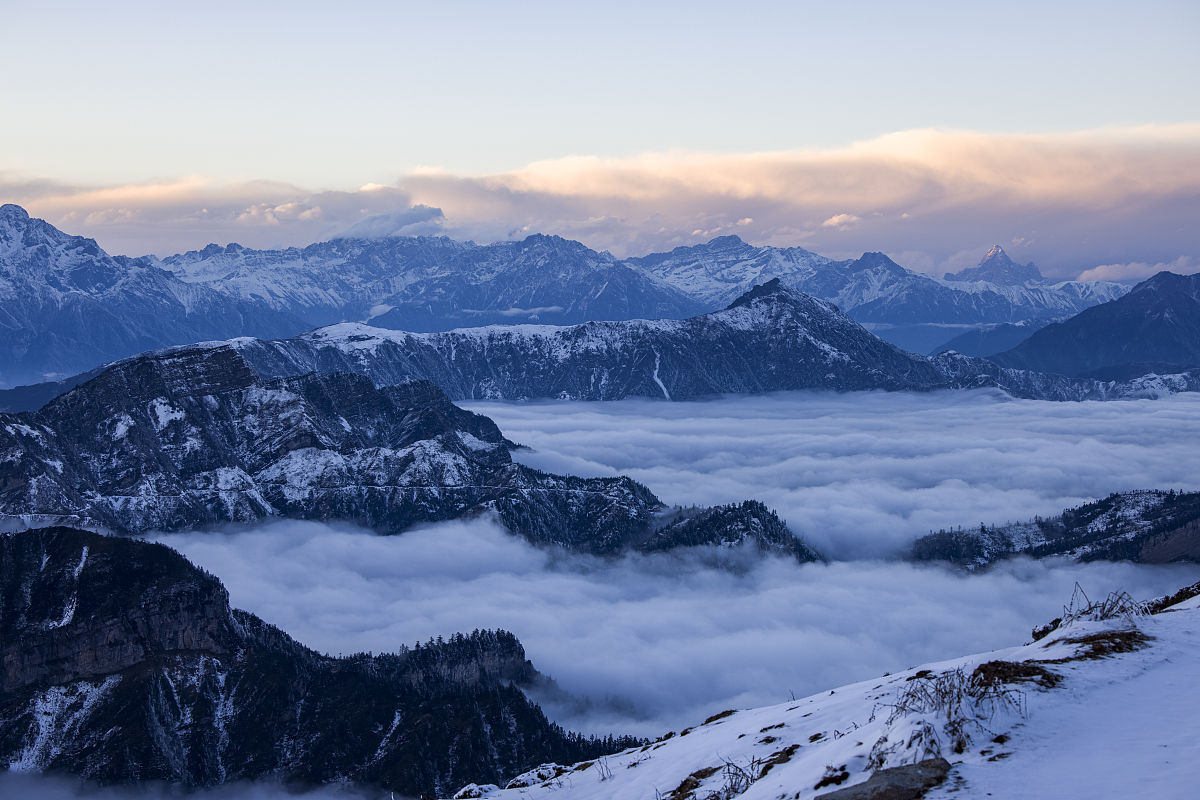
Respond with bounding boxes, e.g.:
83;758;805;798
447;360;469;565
848;251;906;274
944;245;1044;285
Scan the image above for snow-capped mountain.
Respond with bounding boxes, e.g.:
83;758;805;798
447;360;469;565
0;205;306;388
629;237;1128;326
989;271;1200;378
910;490;1200;569
0;343;813;558
232;279;946;401
156;232;707;330
624;235;839;307
229;280;1199;404
0;207;1132;386
0;528;635;794
944;245;1044;285
449;583;1200;800
0;280;1194;414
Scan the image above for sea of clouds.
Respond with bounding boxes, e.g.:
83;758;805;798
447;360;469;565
136;390;1200;741
154;519;1196;741
0;389;1161;800
467;390;1200;559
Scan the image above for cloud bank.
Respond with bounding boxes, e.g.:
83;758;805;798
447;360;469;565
467;390;1200;559
155;518;1197;741
5;125;1199;277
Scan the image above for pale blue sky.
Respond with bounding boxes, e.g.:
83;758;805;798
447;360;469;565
3;0;1197;188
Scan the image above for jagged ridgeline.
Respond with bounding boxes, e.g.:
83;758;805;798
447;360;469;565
0;343;817;559
0;203;1130;389
0;528;638;793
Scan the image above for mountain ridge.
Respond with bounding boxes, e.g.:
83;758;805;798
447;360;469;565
0;344;817;558
989;271;1200;377
0;206;1130;386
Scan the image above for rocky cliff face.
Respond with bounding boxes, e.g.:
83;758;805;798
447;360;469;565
0;344;817;559
0;528;631;793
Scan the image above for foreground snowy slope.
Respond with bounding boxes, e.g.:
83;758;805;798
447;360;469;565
451;585;1200;800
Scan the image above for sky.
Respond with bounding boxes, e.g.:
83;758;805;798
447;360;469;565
2;1;1198;275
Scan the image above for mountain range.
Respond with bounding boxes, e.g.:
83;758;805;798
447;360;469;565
0;205;1130;387
630;239;1125;352
987;271;1200;378
0;341;817;559
183;279;1200;404
2;279;1194;414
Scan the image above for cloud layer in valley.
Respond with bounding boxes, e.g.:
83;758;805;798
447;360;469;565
5;126;1199;278
155;518;1197;741
467;390;1200;560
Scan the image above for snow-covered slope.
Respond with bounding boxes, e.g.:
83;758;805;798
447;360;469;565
625;235;839;308
450;585;1200;800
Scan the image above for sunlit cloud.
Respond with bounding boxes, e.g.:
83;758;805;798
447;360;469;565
1077;256;1198;282
821;213;861;229
3;125;1199;275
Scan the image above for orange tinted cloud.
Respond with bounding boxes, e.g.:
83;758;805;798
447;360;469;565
4;125;1198;277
